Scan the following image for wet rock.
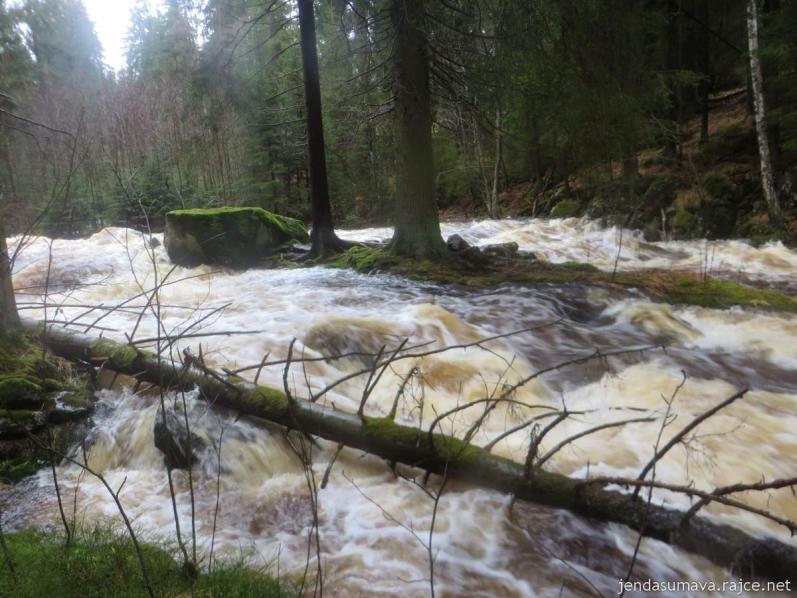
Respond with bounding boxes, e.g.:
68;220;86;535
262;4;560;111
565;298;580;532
446;233;471;252
0;410;45;438
47;391;93;424
460;245;490;265
153;404;205;470
164;207;309;269
482;241;519;258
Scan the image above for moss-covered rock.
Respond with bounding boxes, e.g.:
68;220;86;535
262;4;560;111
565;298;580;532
0;334;95;480
165;207;309;268
0;376;45;410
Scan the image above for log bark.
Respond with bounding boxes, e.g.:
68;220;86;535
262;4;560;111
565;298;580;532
24;318;797;584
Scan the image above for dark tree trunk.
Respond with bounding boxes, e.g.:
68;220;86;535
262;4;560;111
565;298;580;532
298;0;346;257
665;0;682;157
389;0;447;259
0;221;19;335
698;0;711;143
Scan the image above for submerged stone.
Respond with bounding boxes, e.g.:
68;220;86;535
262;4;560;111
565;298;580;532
153;405;206;470
482;241;519;258
164;207;309;268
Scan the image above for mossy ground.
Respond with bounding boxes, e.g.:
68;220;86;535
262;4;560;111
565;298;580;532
325;246;797;313
0;333;94;483
0;530;285;597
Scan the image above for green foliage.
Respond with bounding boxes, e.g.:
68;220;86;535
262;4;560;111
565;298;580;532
702;174;736;201
672;210;698;236
0;530;285;597
550;199;582;219
643;177;676;207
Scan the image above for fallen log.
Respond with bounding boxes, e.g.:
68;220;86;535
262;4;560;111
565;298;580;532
25;318;797;583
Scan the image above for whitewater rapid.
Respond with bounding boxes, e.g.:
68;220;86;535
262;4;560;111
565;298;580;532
3;218;796;596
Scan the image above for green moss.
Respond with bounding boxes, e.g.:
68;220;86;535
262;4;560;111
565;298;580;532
0;409;41;423
89;338;140;370
672;210;698;235
0;377;42;406
364;416;421;444
363;417;482;465
558;261;600;273
0;454;48;483
702;173;736;201
433;435;483;465
165;207;308;268
550;199;582;218
244;386;290;416
0;530;285;597
326;246;398;272
662;278;797;312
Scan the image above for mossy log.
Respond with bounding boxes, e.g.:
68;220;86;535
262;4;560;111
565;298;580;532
24;318;797;583
164;207;309;268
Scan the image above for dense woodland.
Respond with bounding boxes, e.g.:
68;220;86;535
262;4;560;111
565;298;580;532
0;0;795;247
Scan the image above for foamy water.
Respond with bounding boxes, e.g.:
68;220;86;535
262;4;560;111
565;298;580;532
3;220;796;596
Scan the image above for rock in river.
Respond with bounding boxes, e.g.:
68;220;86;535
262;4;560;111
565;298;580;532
165;207;309;268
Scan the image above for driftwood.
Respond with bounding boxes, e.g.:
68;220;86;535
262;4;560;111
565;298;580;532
24;318;797;584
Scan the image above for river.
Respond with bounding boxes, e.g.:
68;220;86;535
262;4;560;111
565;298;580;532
3;217;797;596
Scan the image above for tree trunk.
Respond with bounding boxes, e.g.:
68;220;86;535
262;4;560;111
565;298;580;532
26;319;797;584
746;0;782;226
664;0;683;158
297;0;346;257
389;0;447;259
0;220;19;335
699;0;711;143
489;108;502;219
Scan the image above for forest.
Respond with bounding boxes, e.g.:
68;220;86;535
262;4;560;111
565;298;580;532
1;0;797;597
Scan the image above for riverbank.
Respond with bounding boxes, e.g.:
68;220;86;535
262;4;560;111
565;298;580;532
324;245;797;313
0;530;283;597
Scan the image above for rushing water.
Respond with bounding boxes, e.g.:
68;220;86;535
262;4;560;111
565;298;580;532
3;218;797;596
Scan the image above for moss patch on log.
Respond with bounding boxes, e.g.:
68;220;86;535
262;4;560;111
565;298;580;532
243;386;291;417
165;207;309;268
363;417;482;465
88;338;141;370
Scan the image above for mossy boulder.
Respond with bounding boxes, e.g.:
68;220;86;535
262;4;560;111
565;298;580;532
165;207;309;268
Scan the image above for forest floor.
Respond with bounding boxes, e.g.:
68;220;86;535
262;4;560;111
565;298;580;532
462;88;797;247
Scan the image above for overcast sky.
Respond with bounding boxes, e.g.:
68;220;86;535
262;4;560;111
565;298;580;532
82;0;164;71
